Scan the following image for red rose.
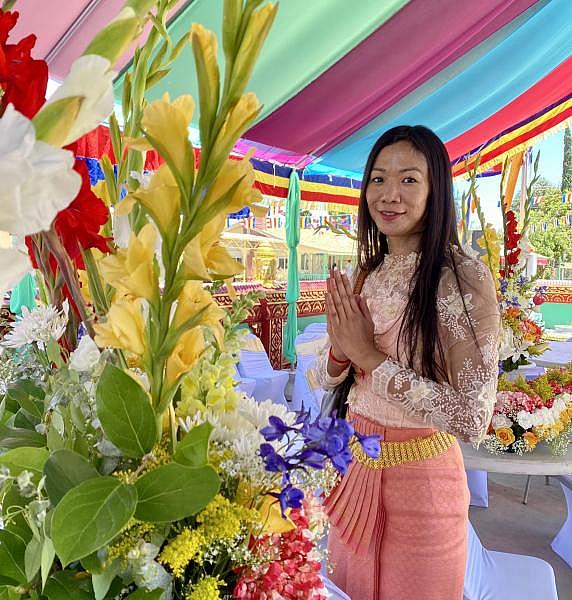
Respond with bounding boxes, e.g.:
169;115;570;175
0;11;48;118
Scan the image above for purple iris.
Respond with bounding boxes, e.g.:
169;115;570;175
258;411;382;515
355;432;382;458
260;416;292;441
270;484;304;515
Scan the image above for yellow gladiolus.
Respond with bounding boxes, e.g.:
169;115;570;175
129;164;181;235
191;23;220;138
166;327;205;386
92;180;113;207
173;281;225;348
211;92;261;163
94;297;146;355
229;3;278;101
99;223;158;300
140;93;195;190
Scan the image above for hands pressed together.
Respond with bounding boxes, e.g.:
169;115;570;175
326;269;386;374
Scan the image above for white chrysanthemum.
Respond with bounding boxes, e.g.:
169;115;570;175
1;301;69;349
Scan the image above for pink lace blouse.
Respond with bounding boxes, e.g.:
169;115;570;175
315;249;500;442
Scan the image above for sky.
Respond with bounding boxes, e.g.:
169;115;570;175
456;128;566;229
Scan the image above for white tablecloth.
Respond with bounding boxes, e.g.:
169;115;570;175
461;442;572;476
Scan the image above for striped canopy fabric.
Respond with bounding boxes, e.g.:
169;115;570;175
14;0;572;183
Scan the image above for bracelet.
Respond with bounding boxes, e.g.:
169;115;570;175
329;347;351;367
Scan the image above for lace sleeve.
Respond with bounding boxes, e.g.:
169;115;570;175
313;337;351;390
371;257;500;442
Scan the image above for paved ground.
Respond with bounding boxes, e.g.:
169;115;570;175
470;473;572;599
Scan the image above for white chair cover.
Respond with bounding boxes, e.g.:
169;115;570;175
464;521;558;600
466;470;489;508
304;322;327;336
291;332;327;416
237;348;289;406
551;475;572;567
233;366;256;397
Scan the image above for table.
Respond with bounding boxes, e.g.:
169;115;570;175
461;442;572;476
534;340;572;368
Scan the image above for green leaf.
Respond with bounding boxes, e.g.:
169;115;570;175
6;381;44;419
32;97;84;146
0;425;46;448
0;586;21;600
125;589;163;599
41;537;55;591
0;530;26;585
24;536;42;582
174;422;213;467
51;477;137;565
134;463;219;522
92;559;121;600
0;447;49;479
43;449;100;506
43;571;94;600
83;17;140;66
96;364;157;458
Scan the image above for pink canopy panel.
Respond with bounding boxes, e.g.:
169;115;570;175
10;0;188;81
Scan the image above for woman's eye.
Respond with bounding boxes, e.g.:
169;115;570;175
370;176;383;184
403;177;417;184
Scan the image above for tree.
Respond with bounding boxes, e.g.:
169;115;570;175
527;178;571;269
562;126;572;193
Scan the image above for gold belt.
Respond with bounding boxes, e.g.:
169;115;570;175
350;431;456;470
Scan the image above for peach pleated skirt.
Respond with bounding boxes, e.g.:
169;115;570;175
324;413;469;600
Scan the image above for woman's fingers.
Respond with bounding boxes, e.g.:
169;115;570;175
339;271;361;313
328;271;349;321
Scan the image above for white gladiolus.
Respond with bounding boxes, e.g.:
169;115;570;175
47;55;115;145
69;335;101;372
0;105;81;236
0;248;32;301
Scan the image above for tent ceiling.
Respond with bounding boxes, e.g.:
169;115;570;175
10;0;572;177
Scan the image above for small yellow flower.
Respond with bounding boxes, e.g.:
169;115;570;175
94;297;147;355
166;327;205;386
186;575;223;600
495;427;515;446
523;431;538;449
98;223;158;301
159;527;205;578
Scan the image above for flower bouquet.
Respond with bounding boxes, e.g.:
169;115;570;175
479;367;572;456
468;156;549;373
0;2;381;598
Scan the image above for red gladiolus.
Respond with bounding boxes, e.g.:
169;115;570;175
0;11;48;118
53;158;112;269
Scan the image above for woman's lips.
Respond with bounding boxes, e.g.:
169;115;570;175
379;210;404;222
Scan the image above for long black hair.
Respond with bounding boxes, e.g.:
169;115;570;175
357;125;465;381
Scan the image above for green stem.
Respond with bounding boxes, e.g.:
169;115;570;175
42;229;95;338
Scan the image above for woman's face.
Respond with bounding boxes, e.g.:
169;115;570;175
365;141;430;240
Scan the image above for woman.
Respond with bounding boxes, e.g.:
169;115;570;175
317;125;499;599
